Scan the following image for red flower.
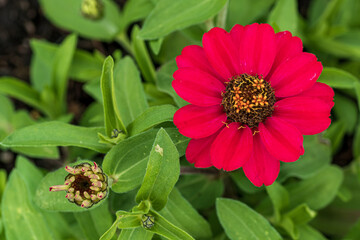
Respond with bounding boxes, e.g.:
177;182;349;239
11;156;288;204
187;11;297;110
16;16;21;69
172;23;334;187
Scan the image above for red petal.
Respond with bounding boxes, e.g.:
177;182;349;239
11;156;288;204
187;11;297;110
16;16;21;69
237;23;276;78
186;130;222;168
267;31;303;79
176;45;221;78
211;123;253;171
259;117;304;162
202;27;239;81
243;134;280;187
173;104;227;139
273;96;332;135
269;52;323;97
296;82;334;106
172;68;225;106
230;24;244;47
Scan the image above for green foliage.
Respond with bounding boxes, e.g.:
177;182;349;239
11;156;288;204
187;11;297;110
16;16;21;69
1;0;360;239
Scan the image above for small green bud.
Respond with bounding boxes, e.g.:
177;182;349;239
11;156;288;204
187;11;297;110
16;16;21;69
81;0;104;20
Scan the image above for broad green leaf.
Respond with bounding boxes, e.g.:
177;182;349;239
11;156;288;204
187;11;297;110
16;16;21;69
80;102;104;127
69;49;104;82
120;0;154;31
266;181;289;222
278;135;332;181
318;67;359;89
286;165;344;210
127;104;177;136
0;77;49;115
156;60;188;107
74;211;100;240
159;188;212;239
136;128;180;211
147;210;194;240
132;25;156;83
103;128;188;193
268;0;298;34
139;0;227;39
144;83;175;106
118;228;154;240
333;94;358;133
177;175;224;210
226;0;275;30
30;39;103;88
2;170;55;240
113;56;149;127
35;160;108;212
84;79;103;103
298;225;327;240
100;56;127;137
1;121;110;153
230;170;263;194
11;146;60;160
51;34;77;115
39;0;121;41
216;198;282;240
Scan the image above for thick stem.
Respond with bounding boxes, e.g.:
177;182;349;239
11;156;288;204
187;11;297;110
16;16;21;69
115;32;134;56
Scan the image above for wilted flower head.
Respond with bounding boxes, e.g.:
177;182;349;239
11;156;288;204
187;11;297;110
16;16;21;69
172;23;334;187
49;162;108;208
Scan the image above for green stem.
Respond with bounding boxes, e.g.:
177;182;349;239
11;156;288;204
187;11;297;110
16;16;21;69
216;0;229;29
116;32;134;56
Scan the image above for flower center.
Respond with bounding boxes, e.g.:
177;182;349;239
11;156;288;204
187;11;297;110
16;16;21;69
221;74;275;128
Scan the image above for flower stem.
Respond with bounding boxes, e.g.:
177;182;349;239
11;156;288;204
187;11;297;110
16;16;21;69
180;166;218;175
205;18;215;31
115;32;134;56
216;0;229;29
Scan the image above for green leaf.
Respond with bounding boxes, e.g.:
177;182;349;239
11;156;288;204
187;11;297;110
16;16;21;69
177;175;224;210
156;60;188;107
132;25;157;83
117;215;142;229
100;56;127;137
266;181;289;222
113;56;149;127
226;0;275;29
344;219;360;240
323;120;347;154
149;38;164;55
69;49;104;82
35;160;108;212
127;104;177;136
147;210;195;240
318;67;360;89
278;135;332;181
216;198;282;240
103;128;188;193
136;128;180;211
298;225;327;240
283;204;316;226
139;0;227;39
230;170;263;194
51;34;77;115
355;81;360;110
286;165;344;210
39;0;121;41
0;77;49;116
120;0;155;31
2;170;55;240
118;228;154;240
333;93;358;133
1;121;110;153
159;188;212;239
268;0;298;34
353;121;360;158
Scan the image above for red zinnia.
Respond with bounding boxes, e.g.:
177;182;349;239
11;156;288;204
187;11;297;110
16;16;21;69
172;23;334;187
